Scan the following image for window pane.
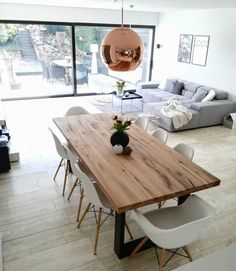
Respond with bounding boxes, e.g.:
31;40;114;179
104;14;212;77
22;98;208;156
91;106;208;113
0;23;73;99
74;26;153;94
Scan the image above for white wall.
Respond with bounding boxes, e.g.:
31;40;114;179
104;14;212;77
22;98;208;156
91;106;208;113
0;3;159;25
153;8;236;99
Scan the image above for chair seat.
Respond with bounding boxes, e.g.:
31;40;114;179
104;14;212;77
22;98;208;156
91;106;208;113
143;196;213;230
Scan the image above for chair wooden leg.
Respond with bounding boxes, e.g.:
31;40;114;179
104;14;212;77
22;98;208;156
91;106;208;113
130;236;149;257
183;246;193;262
54;158;63;180
94;207;102;255
77;188;84;222
159;248;166;271
62;161;69;196
124;221;133;240
67;178;79;200
78;202;91;228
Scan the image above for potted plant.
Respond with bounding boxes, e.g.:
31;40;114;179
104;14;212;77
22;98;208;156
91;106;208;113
110;114;132;147
115;80;126;96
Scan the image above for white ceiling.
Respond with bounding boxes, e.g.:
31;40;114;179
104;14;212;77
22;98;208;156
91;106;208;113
0;0;236;12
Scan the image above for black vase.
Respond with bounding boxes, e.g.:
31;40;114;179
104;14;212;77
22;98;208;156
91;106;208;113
110;131;129;148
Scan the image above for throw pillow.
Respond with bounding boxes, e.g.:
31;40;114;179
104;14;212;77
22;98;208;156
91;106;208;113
201;89;216;102
191;88;208;102
170;81;184;95
164;78;177;92
159;78;177;92
158;79;167;90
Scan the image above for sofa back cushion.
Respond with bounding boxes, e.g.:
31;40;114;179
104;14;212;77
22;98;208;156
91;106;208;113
194;86;228;100
182;82;202;98
214;88;228;100
191;87;209;102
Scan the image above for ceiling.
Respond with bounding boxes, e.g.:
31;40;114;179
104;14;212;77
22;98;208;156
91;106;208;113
0;0;236;12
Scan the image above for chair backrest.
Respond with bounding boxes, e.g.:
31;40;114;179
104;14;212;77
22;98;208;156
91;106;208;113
174;143;194;160
131;195;215;249
134;117;148;131
65;106;89;116
66;146;105;208
152;128;168;144
48;127;68;159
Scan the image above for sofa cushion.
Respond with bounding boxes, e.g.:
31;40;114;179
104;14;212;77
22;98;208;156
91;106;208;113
191;87;209;102
182;82;202;98
170;81;184;95
202;89;216;102
159;78;177;92
214;88;228;100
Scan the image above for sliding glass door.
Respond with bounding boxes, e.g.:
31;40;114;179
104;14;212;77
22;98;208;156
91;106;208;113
0;23;73;99
0;21;154;100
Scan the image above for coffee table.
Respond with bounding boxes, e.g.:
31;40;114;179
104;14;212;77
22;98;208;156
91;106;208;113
112;90;143;112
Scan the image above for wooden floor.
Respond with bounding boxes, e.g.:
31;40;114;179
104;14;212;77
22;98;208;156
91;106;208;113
0;96;236;271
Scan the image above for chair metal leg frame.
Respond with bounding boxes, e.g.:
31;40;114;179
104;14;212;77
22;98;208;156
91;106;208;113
67;177;80;200
77;203;112;255
154;246;193;270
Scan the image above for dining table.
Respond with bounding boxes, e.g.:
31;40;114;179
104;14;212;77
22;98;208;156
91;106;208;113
53;112;220;259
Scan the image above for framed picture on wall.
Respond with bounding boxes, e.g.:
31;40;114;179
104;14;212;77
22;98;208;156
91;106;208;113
191;35;210;66
177;34;193;63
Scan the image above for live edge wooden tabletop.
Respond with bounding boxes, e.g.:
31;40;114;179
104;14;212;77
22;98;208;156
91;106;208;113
54;113;220;213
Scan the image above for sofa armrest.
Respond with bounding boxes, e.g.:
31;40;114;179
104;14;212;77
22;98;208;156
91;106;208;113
190;100;236;126
136;81;159;90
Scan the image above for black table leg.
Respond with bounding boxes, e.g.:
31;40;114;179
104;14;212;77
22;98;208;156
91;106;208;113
178;194;190;205
114;211;155;259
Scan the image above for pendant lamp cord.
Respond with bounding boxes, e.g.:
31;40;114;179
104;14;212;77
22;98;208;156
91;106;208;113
121;0;124;27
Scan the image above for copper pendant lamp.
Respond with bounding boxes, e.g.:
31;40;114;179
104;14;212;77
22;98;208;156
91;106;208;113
100;0;144;72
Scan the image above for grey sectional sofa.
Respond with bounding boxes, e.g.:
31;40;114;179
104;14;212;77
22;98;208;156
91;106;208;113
136;78;236;132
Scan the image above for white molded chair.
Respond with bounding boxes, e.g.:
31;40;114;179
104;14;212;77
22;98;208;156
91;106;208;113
158;143;194;208
48;127;69;196
174;143;194;161
64;145;94;220
131;195;215;271
67;148;133;255
134;117;149;131
65;106;89;116
152;128;168;144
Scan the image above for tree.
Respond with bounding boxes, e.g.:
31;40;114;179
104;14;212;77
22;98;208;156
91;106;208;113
75;27;97;53
0;24;19;44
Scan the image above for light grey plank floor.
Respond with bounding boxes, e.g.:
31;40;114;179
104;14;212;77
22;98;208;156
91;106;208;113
0;96;236;270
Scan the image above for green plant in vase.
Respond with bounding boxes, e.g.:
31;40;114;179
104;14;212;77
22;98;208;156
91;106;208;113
115;80;126;96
